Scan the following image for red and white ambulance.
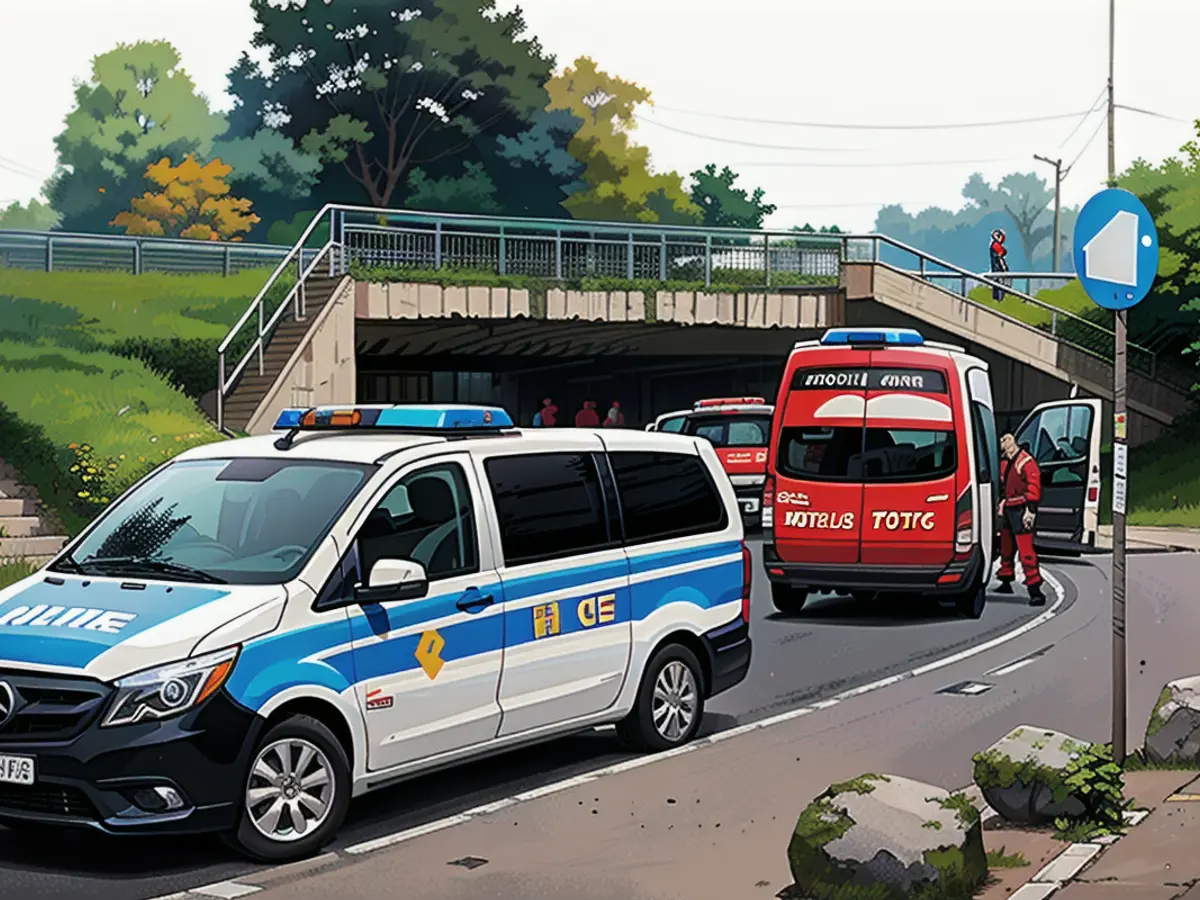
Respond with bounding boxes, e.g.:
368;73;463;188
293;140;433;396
648;398;774;526
762;328;1101;618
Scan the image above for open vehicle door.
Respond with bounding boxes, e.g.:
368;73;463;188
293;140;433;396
1014;398;1103;553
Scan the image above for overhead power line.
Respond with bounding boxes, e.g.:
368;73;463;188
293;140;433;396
644;104;1105;131
1058;87;1108;149
1116;104;1192;124
1067;114;1109;173
632;116;869;152
725;156;1027;170
0;155;49;182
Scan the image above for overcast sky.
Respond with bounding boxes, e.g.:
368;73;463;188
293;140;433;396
1;0;1196;232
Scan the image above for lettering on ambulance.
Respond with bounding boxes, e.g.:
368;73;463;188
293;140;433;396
576;594;616;628
0;605;136;633
776;491;810;507
871;510;936;531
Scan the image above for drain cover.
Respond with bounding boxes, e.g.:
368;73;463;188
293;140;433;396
938;681;994;696
447;856;490;870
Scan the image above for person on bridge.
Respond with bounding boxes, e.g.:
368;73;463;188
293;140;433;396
989;229;1009;301
533;397;557;427
603;401;624;428
996;432;1045;606
575;400;600;427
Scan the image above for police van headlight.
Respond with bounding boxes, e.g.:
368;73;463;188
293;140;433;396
102;647;240;728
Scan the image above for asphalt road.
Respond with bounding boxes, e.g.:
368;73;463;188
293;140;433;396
0;541;1078;899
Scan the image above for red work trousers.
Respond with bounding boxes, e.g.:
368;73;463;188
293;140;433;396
998;509;1042;588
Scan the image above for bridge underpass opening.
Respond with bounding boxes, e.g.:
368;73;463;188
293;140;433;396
354;317;821;427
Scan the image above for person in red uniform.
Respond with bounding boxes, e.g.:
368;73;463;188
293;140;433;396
996;432;1045;606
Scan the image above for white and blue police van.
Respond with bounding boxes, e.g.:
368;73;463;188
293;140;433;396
0;405;752;861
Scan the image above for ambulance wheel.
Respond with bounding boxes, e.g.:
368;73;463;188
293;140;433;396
770;583;808;615
954;580;987;620
223;714;352;863
616;643;705;752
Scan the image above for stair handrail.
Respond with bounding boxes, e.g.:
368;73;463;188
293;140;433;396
217;233;339;433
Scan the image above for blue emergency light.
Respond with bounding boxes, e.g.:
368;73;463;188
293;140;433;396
819;328;925;347
272;404;514;432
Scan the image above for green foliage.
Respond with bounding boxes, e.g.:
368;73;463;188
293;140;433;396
937;792;981;828
406;162;501;214
1147;686;1175;737
234;0;557;210
962;172;1055;265
48;41;226;234
1097;413;1200;526
0;199;59;231
827;774;889;796
0;558;39;591
1048;742;1128;841
547;57;701;225
689;164;776;229
265;210;331;248
986;848;1029;869
1122;748;1199;771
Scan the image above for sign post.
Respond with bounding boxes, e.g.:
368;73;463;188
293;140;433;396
1072;188;1159;763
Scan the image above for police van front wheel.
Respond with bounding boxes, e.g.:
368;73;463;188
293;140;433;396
223;714;352;863
616;644;706;752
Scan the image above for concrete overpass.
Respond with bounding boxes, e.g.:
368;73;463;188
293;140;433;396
214;208;1193;444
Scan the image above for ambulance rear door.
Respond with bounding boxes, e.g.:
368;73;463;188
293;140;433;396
771;360;867;565
859;360;959;567
1014;398;1103;550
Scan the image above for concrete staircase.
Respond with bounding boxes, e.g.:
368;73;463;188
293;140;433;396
0;459;67;564
222;274;347;433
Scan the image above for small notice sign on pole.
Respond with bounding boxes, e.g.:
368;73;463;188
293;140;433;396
1114;412;1127;441
1114;442;1128;479
1113;475;1127;515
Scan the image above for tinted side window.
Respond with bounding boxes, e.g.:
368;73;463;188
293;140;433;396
970;401;994;482
608;451;727;544
485;453;610;566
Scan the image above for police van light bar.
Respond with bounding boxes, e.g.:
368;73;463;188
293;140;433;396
273;405;514;432
694;397;767;409
819;328;925;347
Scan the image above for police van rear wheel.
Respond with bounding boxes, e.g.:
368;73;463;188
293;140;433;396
770;583;808;615
223;714;352;863
616;644;705;752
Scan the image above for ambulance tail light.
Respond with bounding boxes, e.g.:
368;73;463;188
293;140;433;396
955;487;973;556
741;541;752;623
1087;486;1099;503
762;475;775;531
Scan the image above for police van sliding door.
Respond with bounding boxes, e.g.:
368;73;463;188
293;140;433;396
773;364;867;565
1014;399;1103;550
859;362;959;566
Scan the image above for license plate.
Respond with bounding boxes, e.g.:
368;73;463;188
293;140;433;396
0;754;34;786
741;498;760;514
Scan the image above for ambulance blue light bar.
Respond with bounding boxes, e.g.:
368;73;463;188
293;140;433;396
272;405;514;431
819;328;925;347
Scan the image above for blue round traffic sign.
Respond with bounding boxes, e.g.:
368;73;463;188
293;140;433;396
1072;188;1159;310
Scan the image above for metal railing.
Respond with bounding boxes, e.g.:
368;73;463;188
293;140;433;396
902;269;1078;297
0;229;289;276
843;235;1191;388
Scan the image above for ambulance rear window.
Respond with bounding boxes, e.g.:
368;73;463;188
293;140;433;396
684;414;771;448
778;427;957;482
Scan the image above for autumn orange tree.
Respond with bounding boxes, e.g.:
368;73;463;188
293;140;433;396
111;155;260;240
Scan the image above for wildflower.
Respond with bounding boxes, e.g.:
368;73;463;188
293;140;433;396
108;463;117;470
118;454;126;460
77;491;90;498
150;437;158;443
87;467;97;474
138;456;145;462
68;443;78;450
174;436;182;442
100;497;109;503
70;465;80;472
81;445;91;452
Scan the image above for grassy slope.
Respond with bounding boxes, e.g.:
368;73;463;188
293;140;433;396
0;267;276;535
1098;417;1200;527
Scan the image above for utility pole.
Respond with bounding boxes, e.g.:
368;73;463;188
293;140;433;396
1033;155;1064;271
1107;0;1128;766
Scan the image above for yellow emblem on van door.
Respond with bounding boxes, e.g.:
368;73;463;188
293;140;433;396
532;602;560;639
414;629;445;680
577;593;617;628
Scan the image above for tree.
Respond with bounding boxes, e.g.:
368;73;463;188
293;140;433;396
405;162;500;214
111;155;260;241
485;109;585;217
689;164;775;229
211;129;323;240
47;41;226;233
546;57;701;224
961;172;1054;266
0;199;59;231
228;0;555;210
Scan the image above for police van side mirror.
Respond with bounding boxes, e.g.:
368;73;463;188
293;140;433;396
354;559;429;604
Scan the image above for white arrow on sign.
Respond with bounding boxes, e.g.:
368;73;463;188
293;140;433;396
1082;209;1139;286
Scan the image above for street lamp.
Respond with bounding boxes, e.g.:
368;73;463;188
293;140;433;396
1033;155;1065;271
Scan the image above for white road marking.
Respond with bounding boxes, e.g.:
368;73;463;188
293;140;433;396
326;569;1068;860
1031;842;1102;883
190;882;263;899
988;657;1040;677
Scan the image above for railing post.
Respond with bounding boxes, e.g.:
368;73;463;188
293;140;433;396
498;226;506;275
918;257;925;280
764;234;771;288
434;222;443;270
45;237;53;272
961;275;967;296
223;246;232;277
217;350;225;433
554;230;563;281
626;232;634;280
257;303;264;376
1051;310;1058;336
659;233;667;281
839;236;848;263
704;234;712;288
872;238;879;262
132;241;142;276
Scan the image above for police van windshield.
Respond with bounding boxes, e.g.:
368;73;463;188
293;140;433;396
685;414;772;448
778;427;956;482
53;458;375;585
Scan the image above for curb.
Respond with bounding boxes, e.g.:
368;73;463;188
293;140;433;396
999;808;1149;899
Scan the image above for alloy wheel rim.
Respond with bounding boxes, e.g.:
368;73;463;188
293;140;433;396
652;660;698;742
246;738;336;842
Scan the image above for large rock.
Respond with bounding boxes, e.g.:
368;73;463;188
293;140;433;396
787;773;988;900
1145;676;1200;764
972;725;1090;824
